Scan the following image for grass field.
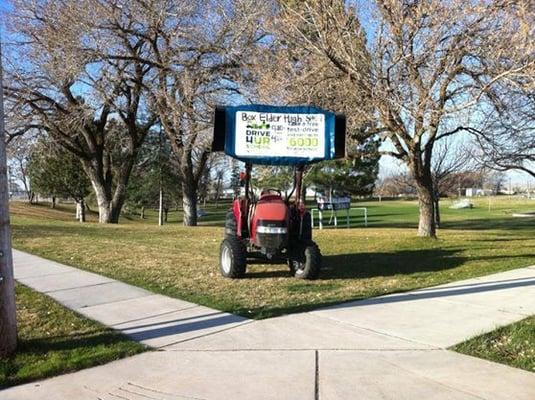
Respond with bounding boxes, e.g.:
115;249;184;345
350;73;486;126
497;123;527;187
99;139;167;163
453;315;535;373
10;197;535;319
0;284;145;389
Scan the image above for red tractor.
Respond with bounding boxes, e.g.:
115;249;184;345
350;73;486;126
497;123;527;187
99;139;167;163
212;104;345;280
220;164;321;279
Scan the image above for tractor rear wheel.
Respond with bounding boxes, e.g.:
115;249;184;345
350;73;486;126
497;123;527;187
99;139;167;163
288;241;321;280
220;237;247;278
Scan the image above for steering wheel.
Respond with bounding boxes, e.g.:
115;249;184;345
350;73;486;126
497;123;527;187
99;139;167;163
261;188;282;196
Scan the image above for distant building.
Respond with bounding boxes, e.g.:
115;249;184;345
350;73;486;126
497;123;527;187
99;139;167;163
219;188;236;199
8;180;27;200
464;188;487;197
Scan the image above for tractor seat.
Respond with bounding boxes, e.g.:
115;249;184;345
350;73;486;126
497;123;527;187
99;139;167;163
259;189;283;202
259;193;283;202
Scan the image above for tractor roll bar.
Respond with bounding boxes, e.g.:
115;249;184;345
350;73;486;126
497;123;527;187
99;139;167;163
244;163;252;201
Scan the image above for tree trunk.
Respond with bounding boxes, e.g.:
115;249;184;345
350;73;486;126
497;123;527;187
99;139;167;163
164;207;169;222
0;46;17;356
85;166;115;223
76;200;86;223
97;203;112;223
434;197;441;228
158;187;164;226
182;182;198;226
140;206;145;219
109;175;130;223
82;154;133;224
415;178;437;238
80;200;86;222
51;196;56;209
88;178;125;223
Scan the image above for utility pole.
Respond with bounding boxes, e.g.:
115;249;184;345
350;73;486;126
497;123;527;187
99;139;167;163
0;39;18;356
158;124;164;226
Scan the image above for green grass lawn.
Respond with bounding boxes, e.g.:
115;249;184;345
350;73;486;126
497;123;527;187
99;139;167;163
453;316;535;373
0;284;145;389
10;197;535;319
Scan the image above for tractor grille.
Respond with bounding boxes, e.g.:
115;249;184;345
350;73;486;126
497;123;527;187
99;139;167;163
256;232;286;250
256;220;288;250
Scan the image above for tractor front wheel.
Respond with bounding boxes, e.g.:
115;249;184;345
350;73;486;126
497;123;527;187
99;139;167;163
219;237;247;278
288;241;321;280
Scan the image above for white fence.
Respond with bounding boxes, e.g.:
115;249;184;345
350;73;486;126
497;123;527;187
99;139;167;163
311;207;368;229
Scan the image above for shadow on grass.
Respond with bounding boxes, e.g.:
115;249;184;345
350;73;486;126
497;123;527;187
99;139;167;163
18;331;135;353
0;331;144;389
346;216;535;232
323;248;464;279
246;248;465;280
439;217;535;231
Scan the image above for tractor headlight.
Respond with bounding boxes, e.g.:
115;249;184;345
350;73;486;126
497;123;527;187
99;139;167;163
256;226;288;234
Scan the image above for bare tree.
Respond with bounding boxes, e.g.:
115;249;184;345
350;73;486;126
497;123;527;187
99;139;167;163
129;0;271;225
374;172;416;199
431;140;474;226
213;164;227;206
5;0;157;223
6;136;34;203
0;39;17;357
474;94;535;178
473;2;535;178
258;0;373;164
277;0;534;237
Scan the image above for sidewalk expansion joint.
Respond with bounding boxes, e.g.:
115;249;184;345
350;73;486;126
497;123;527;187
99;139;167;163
307;312;438;349
44;280;117;294
74;293;154;310
42;279;119;294
16;269;79;280
314;350;320;400
108;305;201;328
408;292;529;317
159;319;255;349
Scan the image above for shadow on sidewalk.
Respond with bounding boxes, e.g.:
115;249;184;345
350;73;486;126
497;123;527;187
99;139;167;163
116;312;247;343
322;275;535;310
237;274;535;318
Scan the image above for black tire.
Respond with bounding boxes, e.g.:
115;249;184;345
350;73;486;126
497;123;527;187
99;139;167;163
224;210;237;238
300;211;312;241
288;241;321;280
219;237;247;278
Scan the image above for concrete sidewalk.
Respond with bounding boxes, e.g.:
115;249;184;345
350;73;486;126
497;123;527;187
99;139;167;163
3;249;535;399
12;249;249;348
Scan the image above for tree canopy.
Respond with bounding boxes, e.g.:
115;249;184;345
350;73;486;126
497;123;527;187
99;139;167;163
28;139;91;204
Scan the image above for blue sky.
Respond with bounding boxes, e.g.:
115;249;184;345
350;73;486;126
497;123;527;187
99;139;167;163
1;0;532;186
350;0;534;186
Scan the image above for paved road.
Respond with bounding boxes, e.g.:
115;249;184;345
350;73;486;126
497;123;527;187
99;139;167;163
4;249;535;399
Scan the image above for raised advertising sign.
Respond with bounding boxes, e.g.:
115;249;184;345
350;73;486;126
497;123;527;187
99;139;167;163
212;104;345;166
